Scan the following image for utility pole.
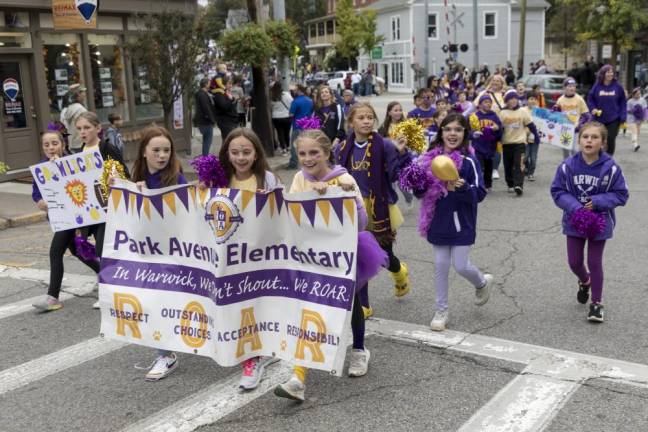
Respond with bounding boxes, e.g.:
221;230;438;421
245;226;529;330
272;0;291;90
472;0;478;71
424;0;430;86
517;0;527;78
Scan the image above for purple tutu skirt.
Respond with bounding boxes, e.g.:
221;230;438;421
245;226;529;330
356;231;388;289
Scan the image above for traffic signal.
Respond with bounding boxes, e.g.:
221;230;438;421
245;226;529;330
460;44;469;52
449;44;458;53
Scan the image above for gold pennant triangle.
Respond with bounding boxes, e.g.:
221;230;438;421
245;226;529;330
198;187;209;205
288;202;301;225
143;197;151;220
188;186;196;206
268;192;276;217
317;200;331;226
241;190;254;211
129;193;136;214
163;192;176;214
111;189;122;212
343;198;355;225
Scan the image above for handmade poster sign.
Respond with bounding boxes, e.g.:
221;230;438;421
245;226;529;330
531;107;576;150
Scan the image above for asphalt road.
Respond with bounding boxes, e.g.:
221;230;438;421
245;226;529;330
1;94;647;431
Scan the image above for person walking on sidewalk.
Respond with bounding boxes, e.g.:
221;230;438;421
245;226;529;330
193;78;217;156
286;84;314;169
270;81;293;155
212;75;240;144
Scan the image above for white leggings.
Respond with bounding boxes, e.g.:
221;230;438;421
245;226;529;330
433;245;485;311
630;122;642;144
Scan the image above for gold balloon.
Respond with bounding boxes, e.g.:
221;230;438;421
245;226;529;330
431;155;459;181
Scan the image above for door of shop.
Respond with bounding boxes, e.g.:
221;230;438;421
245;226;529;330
0;55;39;177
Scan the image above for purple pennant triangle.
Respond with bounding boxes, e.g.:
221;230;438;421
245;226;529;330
176;187;189;211
136;194;144;216
228;188;238;202
256;193;269;216
123;190;130;212
150;194;164;217
274;189;284;214
302;200;317;226
330;197;344;224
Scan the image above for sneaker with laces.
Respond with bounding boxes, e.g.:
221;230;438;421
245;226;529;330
577;279;590;304
475;274;493;306
32;295;63;312
587;303;604;323
528;174;535;182
362;306;374;319
348;348;370;377
274;376;305;401
514;186;523;196
430;310;449;331
145;353;178;381
239;356;279;390
492;169;500;179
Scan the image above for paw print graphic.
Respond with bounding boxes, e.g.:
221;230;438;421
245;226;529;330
153;331;162;341
280;340;287;351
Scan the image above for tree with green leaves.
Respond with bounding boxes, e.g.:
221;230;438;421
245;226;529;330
560;0;648;66
335;0;362;68
202;0;246;39
126;11;208;129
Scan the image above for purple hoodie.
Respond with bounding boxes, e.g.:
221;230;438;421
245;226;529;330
469;110;503;158
586;66;627;124
550;151;628;240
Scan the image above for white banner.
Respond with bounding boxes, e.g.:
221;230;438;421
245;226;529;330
99;181;359;375
531;107;577;150
30;150;106;232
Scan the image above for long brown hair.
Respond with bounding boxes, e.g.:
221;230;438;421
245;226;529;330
315;85;335;110
132;125;182;186
219;127;272;189
379;101;404;137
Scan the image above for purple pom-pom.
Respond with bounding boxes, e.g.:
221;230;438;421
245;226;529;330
482;125;495;141
570;207;606;239
295;115;322;130
632;104;644;121
551;105;562;112
190;154;228;188
399;162;431;192
453;103;464;113
356;231;388;288
74;234;98;262
576;112;593;132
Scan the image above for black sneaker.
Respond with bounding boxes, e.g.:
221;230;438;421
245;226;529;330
587;303;604;323
577;280;590;304
514;186;523;196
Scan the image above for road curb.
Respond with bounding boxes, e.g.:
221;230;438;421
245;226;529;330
0;218;8;230
6;211;47;229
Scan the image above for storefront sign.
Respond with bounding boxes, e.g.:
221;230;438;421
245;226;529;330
173;98;184;130
52;0;98;29
2;78;23;115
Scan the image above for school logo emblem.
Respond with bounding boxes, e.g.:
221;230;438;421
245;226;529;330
75;0;98;23
2;78;19;101
205;194;243;244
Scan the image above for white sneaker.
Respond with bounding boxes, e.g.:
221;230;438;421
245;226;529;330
274;376;305;401
145;353;178;381
492;169;500;179
430;310;449;331
239;356;279;390
348;348;370;377
92;300;100;309
475;274;493;306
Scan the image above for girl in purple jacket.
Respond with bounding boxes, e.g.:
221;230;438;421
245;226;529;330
550;122;629;323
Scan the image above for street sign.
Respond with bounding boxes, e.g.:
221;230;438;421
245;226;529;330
602;44;612;59
371;46;383;60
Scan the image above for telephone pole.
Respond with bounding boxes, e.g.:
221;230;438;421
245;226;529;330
517;0;527;78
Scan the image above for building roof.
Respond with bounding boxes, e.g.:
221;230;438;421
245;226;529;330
512;0;550;8
363;0;549;12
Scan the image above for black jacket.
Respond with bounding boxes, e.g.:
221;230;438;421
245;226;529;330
315;103;345;142
193;89;216;126
83;138;130;178
212;91;239;128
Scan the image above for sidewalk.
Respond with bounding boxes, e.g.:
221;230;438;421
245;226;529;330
0;127;294;230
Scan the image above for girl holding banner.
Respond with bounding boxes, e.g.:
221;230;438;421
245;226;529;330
275;129;385;402
32;131;101;312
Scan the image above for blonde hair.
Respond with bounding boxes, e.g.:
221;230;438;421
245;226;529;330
75;111;101;127
295;129;334;163
579;121;608;144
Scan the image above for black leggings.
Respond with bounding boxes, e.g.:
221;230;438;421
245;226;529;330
478;155;494;189
48;229;100;298
381;241;401;273
604;120;621;155
272;117;291;150
351;291;365;349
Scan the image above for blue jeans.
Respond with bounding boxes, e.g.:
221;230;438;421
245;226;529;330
287;128;299;168
198;125;214;156
525;142;539;176
493;149;501;171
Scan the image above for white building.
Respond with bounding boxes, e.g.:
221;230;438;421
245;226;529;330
359;0;549;93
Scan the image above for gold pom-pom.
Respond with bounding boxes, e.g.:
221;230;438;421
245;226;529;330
100;159;127;201
391;119;426;154
469;114;481;131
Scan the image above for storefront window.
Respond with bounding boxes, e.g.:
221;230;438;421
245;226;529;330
0;32;32;48
88;34;129;123
132;61;163;120
41;33;85;122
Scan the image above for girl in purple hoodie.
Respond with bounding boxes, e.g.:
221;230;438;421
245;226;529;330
550;122;629;323
586;65;627;155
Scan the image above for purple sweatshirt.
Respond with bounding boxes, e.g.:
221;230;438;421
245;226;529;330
469;110;503;158
31;157;48;202
144;170;187;189
550;151;628;240
586;81;627;124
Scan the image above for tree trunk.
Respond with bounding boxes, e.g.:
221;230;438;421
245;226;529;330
163;107;174;132
610;42;618;68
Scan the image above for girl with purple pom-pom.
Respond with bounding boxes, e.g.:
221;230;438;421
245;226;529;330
400;113;492;332
550;121;628;323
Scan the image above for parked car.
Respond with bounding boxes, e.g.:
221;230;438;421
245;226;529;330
306;71;331;87
328;70;386;95
521;74;566;108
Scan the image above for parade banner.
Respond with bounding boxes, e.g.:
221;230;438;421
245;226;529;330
99;181;359;375
531;107;576;150
30;150;106;232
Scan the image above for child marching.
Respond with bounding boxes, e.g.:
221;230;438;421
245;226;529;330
550;121;629;322
556;77;590;159
401;113;492;331
626;87;646;152
274;129;385;401
469;94;502;191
